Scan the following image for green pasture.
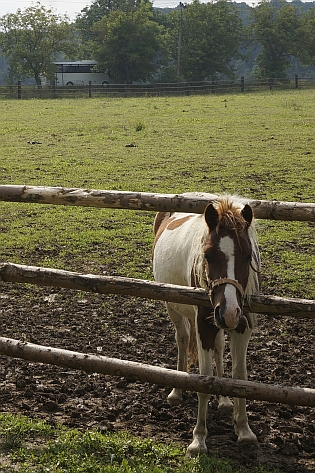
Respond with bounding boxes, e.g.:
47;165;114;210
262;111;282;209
0;89;314;471
0;89;314;295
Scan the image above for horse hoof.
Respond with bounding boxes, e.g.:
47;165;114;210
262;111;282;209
218;397;233;416
186;442;207;457
237;432;258;446
168;397;181;406
167;390;183;406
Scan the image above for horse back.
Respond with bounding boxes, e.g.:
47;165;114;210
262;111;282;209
153;211;173;237
153;211;201;252
152;211;206;286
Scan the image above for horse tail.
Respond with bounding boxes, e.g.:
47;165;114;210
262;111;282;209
188;318;198;368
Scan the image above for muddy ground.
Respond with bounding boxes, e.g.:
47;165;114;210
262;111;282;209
0;282;314;472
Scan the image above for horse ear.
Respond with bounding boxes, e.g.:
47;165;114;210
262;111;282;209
204;203;219;231
241;204;253;226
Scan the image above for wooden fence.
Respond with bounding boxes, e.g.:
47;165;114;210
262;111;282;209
0;336;314;407
0;262;314;320
0;185;314;406
1;185;315;221
1;76;315;100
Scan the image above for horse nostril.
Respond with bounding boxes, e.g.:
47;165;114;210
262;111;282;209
214;305;221;320
214;305;228;329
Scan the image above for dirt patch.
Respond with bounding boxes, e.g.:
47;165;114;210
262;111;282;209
0;284;314;472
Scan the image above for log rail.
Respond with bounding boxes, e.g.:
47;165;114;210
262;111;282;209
0;185;315;221
0;263;314;319
0;337;314;407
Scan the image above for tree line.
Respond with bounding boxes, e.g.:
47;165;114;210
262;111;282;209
0;0;314;86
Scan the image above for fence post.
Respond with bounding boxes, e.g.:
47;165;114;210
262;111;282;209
269;77;274;90
17;81;22;100
52;80;56;99
295;75;298;89
241;76;245;93
88;81;92;98
211;79;216;94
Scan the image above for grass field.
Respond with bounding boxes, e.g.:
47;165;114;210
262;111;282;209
0;89;314;472
1;89;314;294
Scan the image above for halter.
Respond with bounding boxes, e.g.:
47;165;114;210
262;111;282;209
208;278;245;308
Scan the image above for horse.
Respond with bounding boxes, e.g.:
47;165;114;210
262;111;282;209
152;194;261;456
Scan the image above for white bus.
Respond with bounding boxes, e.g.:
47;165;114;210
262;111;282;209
49;60;110;86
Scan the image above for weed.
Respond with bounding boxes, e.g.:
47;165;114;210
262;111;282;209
135;121;145;131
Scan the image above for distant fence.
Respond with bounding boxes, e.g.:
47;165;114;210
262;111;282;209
1;76;315;100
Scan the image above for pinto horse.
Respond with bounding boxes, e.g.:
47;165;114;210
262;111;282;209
152;194;260;456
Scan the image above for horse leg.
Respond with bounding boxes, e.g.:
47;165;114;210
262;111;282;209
214;330;233;415
229;329;257;444
187;313;216;456
166;304;191;406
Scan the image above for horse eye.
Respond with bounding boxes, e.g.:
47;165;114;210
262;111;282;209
247;254;252;262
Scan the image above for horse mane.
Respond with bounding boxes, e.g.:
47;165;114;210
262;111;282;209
182;192;250;233
213;196;249;236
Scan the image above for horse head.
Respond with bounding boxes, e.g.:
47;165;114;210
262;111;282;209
204;199;254;331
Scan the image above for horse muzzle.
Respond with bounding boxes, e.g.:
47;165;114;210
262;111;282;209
209;278;246;331
214;304;242;330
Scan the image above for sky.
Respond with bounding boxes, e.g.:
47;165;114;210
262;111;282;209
0;0;257;21
0;0;313;20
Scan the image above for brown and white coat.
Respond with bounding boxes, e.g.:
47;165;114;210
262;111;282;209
153;194;260;456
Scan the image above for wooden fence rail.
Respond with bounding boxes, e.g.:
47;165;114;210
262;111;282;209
0;263;314;319
1;76;315;100
1;185;315;221
0;336;314;407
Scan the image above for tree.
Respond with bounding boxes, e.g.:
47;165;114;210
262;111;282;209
76;0;149;41
165;0;244;82
0;2;77;85
90;0;165;83
297;9;315;67
251;0;301;79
